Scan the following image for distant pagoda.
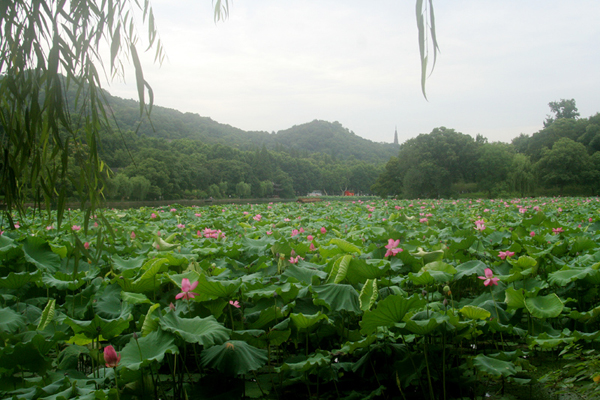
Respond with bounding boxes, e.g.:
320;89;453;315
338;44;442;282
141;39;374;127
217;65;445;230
393;126;399;145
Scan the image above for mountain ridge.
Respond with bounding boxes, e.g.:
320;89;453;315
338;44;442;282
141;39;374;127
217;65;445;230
105;92;398;164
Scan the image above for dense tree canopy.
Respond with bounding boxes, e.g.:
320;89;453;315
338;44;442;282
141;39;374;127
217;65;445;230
372;103;600;199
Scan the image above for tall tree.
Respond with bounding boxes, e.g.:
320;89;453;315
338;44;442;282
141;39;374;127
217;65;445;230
544;98;580;127
535;138;592;189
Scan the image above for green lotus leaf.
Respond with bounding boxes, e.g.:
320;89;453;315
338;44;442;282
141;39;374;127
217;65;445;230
194;274;242;300
327;254;353;284
283;264;327;285
94;284;133;319
360;294;426;335
411;248;444;263
0;307;27;333
583;269;600;285
159;312;230;346
422;261;456;274
454;260;487;281
511;256;537;270
232;329;291;348
112;254;146;274
359;279;378;312
41;272;87;291
201;340;268;376
487;230;511;246
473;354;516;378
338;335;377;355
0;341;51;373
23;236;61;273
119;329;179;371
521;211;546;228
447;235;476;251
121;291;152;305
408;270;436;285
153;236;178;251
64;313;132;339
345;259;388;285
141;303;161;337
240;237;273;256
548;268;590;286
276;351;330;373
525;293;564;319
527;332;574;349
329;238;361;254
460;305;491;320
290;311;329;330
311;284;361;314
37;299;56;331
401;317;440;335
0;270;41;289
247;305;288;330
570;237;597;253
0;235;18;254
504;287;526;309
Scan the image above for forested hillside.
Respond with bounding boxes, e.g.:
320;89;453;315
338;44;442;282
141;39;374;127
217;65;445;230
372;100;600;198
70;91;391;201
105;94;397;163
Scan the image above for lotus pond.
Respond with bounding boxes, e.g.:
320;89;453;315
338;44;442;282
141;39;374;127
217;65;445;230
2;197;600;399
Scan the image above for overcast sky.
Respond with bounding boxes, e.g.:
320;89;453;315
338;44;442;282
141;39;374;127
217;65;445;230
103;0;600;145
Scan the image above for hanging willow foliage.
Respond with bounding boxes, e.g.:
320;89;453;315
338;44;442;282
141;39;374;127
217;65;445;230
0;0;164;228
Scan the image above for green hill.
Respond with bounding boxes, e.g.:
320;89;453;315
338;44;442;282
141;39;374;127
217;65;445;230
105;93;397;163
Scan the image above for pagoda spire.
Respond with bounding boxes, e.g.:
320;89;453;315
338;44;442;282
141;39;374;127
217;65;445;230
393;126;399;145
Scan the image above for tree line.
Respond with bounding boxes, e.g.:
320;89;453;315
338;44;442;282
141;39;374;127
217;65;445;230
372;99;600;199
92;133;382;200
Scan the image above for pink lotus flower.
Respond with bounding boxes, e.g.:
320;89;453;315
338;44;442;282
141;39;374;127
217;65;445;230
590;217;593;223
291;229;299;237
384;239;403;258
94;222;99;228
177;224;185;229
309;242;316;251
474;220;485;231
419;218;428;223
176;278;199;300
498;250;515;260
266;231;272;235
307;235;314;241
46;225;54;230
151;213;157;219
320;227;327;234
552;227;564;235
202;228;223;239
131;231;136;240
253;214;262;221
84;242;90;249
478;268;500;286
170;208;177;212
530;231;536;237
72;225;81;231
229;300;240;308
243;211;249;215
104;345;121;368
14;223;20;229
195;213;202;217
289;255;303;264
